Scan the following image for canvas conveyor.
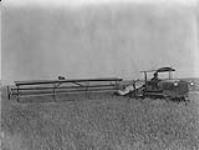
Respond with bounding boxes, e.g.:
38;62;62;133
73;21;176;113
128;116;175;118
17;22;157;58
7;77;123;101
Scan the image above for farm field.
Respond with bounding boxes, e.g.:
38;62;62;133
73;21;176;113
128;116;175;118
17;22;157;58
1;81;199;150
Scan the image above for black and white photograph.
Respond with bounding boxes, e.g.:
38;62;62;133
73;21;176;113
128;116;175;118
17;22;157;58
1;0;199;149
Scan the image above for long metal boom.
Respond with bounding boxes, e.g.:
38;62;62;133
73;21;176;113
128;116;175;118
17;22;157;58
15;77;123;86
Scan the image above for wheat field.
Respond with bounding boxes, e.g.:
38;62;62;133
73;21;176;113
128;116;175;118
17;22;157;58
1;88;199;150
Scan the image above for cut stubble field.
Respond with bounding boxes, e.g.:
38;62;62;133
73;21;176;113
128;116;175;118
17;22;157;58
1;90;199;150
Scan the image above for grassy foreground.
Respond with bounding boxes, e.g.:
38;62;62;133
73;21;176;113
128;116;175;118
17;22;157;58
1;91;199;150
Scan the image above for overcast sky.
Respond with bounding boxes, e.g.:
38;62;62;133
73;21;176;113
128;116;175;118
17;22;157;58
2;0;197;7
1;0;199;82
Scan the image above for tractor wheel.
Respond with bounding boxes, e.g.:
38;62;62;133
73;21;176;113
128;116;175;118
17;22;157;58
184;96;190;102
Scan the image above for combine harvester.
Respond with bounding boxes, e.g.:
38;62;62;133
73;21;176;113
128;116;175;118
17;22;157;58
7;67;194;102
117;67;194;101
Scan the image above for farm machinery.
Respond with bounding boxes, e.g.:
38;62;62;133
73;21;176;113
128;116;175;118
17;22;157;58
117;67;193;101
7;66;194;102
8;77;122;101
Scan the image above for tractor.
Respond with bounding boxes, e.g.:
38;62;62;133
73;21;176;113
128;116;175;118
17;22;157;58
117;67;192;101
